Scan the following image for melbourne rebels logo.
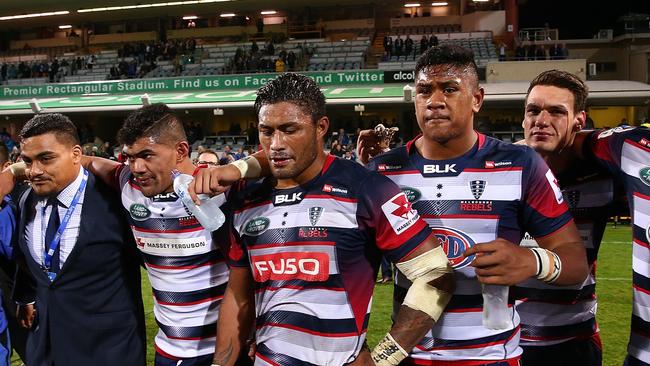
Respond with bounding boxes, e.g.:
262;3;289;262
469;180;486;200
431;227;476;268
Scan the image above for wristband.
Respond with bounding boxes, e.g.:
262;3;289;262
529;247;562;284
230;156;262;179
370;332;408;366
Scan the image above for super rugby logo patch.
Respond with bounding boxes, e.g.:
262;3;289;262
129;203;151;221
545;169;564;204
381;192;419;235
431;227;476;269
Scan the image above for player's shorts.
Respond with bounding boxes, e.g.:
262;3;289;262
520;333;602;366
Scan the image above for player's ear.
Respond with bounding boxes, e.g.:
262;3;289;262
574;111;586;132
316;116;329;140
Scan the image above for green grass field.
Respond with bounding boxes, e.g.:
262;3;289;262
11;224;635;365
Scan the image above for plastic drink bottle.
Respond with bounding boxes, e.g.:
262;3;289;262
482;284;511;330
172;170;226;232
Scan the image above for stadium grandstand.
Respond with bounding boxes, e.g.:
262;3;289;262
0;1;649;364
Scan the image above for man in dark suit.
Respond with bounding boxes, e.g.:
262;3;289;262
3;113;145;366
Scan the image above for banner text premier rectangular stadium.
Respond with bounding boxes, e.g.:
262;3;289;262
0;71;385;99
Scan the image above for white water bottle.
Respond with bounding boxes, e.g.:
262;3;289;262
482;284;511;330
172;170;226;232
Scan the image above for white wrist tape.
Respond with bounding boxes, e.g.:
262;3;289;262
529;247;562;284
230;156;262;179
371;332;408;366
8;161;26;177
395;246;453;321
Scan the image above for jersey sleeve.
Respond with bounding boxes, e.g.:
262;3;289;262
0;198;16;260
357;172;431;262
114;163;132;191
521;149;573;238
217;183;250;268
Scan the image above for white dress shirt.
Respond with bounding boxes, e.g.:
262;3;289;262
25;166;86;268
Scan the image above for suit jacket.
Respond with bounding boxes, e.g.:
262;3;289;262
14;172;145;366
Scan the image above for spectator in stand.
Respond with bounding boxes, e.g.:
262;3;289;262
330;140;344;157
256;17;264;34
275;58;285;73
428;34;439;48
383;34;393;56
394;35;404;57
197;149;220;166
499;42;507;61
405;35;414;57
246;122;259;146
287;51;296;71
420;35;428;54
251;41;259;54
559;43;568;59
535;45;547;60
337;127;350;147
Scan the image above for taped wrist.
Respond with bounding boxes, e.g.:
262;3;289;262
230;156;262;179
8;162;26;177
395;246;453;321
370;332;408;366
529;247;562;284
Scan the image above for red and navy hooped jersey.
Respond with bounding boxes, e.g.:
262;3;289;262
515;160;617;346
367;133;573;362
116;165;229;359
583;127;650;364
221;155;432;366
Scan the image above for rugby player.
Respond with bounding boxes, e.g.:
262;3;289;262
514;70;612;365
207;73;456;366
357;45;589;365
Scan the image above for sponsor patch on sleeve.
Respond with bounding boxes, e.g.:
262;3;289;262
381;192;420;235
545;169;564;204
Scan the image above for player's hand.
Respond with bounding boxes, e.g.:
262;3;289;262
0;169;17;198
356;129;384;165
17;303;36;329
348;348;374;366
188;165;241;205
463;238;537;285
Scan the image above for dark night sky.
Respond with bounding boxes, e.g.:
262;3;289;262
518;0;650;38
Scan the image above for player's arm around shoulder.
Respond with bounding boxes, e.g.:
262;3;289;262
213;266;255;366
80;155;121;187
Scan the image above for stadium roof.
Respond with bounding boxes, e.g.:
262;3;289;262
0;80;648;115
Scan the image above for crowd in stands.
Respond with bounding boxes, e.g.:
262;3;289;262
228;40;300;74
383;34;439;60
1;56;96;84
513;43;568;61
109;38;199;79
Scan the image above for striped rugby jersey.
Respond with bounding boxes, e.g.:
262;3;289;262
221;155;432;366
583;127;650;365
515;162;617;346
117;165;229;359
367;133;573;363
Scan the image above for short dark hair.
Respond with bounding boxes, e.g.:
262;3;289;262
254;73;326;123
117;103;187;146
526;70;588;113
0;143;8;165
19;113;80;146
198;149;219;160
415;45;479;85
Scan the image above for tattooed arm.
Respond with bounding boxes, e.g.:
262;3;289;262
213;267;255;366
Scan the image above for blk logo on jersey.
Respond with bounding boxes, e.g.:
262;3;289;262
381;192;419;235
545;169;564;204
431;227;476;268
274;192;303;205
469;180;487;199
423;164;457;174
251;252;330;282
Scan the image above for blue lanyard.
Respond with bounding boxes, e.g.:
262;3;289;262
42;169;88;271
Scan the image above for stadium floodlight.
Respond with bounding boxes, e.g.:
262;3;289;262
0;10;69;21
141;93;151;106
403;85;413;102
220;13;236;17
260;10;277;15
432;2;448;5
77;0;230;13
182;15;198;20
354;104;365;116
29;98;42;114
59;25;72;29
404;3;421;7
213;108;224;115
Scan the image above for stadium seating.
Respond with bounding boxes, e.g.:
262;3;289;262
306;39;370;71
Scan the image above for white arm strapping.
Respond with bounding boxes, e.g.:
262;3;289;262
395;246;453;321
229;155;262;179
